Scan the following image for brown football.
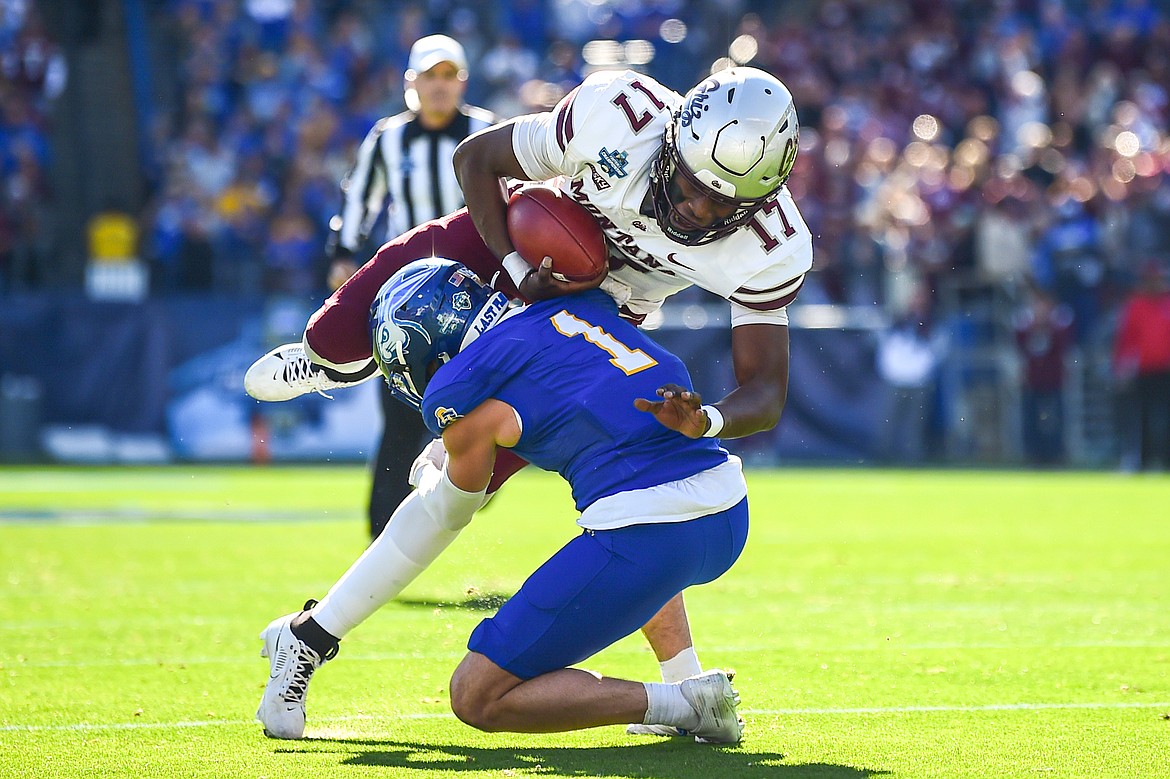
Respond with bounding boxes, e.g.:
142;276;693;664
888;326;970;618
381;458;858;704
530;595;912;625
506;185;608;283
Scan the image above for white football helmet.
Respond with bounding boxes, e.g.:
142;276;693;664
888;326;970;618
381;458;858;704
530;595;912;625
651;67;799;245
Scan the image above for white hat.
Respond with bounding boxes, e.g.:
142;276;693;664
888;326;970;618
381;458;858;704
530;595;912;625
407;34;468;76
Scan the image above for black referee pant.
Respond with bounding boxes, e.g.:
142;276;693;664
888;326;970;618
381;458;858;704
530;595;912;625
369;380;433;538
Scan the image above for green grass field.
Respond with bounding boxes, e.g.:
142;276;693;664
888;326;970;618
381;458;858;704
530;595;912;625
1;466;1167;778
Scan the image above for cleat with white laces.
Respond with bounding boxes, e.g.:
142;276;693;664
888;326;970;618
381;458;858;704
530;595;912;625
679;669;743;744
255;600;338;739
244;343;369;401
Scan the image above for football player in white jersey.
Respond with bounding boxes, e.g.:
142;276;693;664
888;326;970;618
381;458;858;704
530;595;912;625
246;66;808;739
456;66;810;441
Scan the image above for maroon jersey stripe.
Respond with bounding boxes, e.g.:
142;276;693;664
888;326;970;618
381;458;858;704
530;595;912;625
733;273;805;298
619;306;647;326
555;87;580;152
730;278;804;310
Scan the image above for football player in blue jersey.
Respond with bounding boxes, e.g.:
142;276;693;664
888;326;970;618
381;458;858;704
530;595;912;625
256;258;749;743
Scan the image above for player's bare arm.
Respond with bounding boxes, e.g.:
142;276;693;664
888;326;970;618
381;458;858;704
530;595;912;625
453;123;602;302
442;398;522;493
637;323;789;439
720;322;789;436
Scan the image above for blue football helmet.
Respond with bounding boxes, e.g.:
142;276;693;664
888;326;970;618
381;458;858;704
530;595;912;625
369;258;510;410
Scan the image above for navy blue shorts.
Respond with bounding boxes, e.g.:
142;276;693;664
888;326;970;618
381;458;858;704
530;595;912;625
466;498;749;679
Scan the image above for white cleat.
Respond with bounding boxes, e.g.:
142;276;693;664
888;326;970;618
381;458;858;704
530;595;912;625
626;723;689;737
244;343;368;401
255;604;335;739
679;669;744;744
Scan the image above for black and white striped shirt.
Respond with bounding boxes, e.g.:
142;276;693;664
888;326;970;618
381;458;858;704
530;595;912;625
335;105;496;253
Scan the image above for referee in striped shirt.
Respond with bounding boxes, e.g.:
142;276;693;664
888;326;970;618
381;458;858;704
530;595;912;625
327;34;495;538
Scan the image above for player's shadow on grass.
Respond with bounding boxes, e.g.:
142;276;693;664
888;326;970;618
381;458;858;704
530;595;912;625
396;593;513;611
289;738;886;778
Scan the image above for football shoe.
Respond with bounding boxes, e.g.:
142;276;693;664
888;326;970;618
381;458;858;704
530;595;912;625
626;723;688;737
678;669;743;744
255;600;337;739
244;343;369;401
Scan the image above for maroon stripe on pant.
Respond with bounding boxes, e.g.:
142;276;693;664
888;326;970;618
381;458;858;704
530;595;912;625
305;208;520;367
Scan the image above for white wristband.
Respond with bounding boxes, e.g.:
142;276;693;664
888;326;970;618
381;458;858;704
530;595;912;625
701;404;724;438
502;251;532;287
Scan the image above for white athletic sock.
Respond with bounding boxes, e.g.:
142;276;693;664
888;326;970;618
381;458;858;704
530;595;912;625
660;647;702;683
643;682;700;731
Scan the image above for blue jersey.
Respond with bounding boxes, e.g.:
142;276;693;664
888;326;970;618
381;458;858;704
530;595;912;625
421;289;729;511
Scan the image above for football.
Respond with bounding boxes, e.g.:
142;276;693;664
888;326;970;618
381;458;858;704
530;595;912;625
506;185;608;283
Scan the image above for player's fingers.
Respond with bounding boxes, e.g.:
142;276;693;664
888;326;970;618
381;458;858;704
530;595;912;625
535;256;555;280
633;398;657;412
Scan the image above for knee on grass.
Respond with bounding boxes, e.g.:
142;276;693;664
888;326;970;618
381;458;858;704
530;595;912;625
448;656;518;733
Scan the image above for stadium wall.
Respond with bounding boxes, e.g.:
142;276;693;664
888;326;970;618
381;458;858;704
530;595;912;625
0;294;901;466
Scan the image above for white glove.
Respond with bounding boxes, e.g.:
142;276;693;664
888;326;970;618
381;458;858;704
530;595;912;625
408;437;448;489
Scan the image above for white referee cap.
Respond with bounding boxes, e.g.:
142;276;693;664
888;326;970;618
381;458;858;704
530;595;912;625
407;34;468;76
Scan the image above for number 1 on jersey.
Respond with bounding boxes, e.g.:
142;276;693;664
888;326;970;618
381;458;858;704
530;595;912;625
550;311;658;375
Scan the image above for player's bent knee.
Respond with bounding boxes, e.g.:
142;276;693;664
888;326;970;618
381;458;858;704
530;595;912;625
448;653;519;733
448;669;501;732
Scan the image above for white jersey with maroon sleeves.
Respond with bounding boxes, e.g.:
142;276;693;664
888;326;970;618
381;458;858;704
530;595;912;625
510;70;813;326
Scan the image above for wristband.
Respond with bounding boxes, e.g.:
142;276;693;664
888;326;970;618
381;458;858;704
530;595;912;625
700;404;725;438
502;251;532;287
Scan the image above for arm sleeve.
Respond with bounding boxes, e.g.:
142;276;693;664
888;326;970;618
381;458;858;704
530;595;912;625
336;120;391;253
731;301;790;327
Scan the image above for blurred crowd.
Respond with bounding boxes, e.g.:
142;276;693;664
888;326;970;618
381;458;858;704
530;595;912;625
0;0;64;291
1;0;1167;467
773;0;1170;344
3;0;1170;326
138;0;745;294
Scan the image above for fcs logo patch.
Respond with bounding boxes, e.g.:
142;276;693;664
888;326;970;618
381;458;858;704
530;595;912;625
597;147;630;179
434;406;461;429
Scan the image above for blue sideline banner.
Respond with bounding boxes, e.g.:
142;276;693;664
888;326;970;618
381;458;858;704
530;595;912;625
0;295;882;464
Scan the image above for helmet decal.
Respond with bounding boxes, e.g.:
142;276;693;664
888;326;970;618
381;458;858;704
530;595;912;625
679;85;712;140
369;259;510;410
374;320;407;366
